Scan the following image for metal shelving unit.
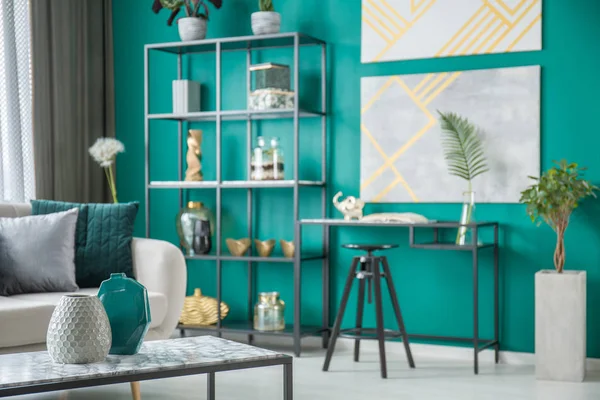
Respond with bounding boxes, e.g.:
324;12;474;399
144;33;327;356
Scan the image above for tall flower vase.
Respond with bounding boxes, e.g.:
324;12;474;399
457;191;476;245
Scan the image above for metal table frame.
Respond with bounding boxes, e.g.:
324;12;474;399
297;219;499;374
0;355;293;400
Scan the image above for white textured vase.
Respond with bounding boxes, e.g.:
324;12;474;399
251;12;281;35
178;17;207;41
535;270;586;382
47;294;112;364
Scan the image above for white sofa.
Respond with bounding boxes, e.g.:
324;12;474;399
0;203;187;354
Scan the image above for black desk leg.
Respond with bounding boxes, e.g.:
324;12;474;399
473;228;479;375
284;363;293;400
207;372;215;400
494;224;499;364
322;224;331;349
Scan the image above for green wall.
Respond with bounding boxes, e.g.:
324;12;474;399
113;0;600;356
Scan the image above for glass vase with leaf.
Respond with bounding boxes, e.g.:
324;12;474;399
438;111;489;245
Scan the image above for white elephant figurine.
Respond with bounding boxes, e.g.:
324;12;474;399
332;191;365;221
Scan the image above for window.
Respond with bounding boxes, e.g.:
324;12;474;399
0;0;34;202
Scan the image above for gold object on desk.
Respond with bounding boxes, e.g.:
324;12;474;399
179;288;229;326
185;129;203;181
280;239;295;258
255;239;276;257
226;238;251;256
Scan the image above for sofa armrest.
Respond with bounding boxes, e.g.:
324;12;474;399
131;238;186;340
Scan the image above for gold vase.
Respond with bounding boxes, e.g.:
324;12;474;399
179;288;229;326
280;239;295;258
226;238;251;256
254;239;276;257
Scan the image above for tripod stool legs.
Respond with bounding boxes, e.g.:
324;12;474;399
382;257;415;368
323;258;359;371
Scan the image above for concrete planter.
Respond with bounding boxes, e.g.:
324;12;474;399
251;12;281;35
178;17;207;41
535;270;586;382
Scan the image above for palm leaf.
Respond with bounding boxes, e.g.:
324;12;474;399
438;111;489;184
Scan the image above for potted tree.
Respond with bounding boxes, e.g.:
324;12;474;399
152;0;223;41
520;160;597;382
251;0;281;35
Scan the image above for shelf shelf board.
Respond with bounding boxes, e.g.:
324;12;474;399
185;253;325;263
146;32;325;55
410;242;495;251
149;180;325;189
147;109;323;122
178;320;324;338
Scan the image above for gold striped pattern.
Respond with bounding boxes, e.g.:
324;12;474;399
363;0;541;62
361;0;541;202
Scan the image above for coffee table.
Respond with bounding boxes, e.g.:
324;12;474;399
0;336;293;399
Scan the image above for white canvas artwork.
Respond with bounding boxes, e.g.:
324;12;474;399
360;65;540;203
362;0;542;63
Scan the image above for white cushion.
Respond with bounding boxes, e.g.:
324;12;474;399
10;288;168;330
0;297;55;348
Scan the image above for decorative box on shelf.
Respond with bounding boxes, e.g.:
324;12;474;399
249;88;295;110
250;63;290;90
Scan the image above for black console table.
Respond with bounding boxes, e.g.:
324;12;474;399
295;219;499;375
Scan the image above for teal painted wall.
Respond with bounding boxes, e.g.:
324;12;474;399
113;0;600;356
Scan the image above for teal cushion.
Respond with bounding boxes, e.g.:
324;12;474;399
31;200;139;288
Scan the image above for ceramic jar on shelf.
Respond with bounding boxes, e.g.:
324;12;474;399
176;201;215;255
250;136;284;181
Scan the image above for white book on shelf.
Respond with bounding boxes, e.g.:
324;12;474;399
172;80;201;114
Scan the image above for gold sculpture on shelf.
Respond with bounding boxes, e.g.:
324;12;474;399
179;288;229;326
185;129;203;181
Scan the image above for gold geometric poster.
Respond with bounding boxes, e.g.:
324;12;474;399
360;66;540;203
362;0;542;63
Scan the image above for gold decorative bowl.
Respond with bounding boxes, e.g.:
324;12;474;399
280;239;295;258
179;288;229;326
254;239;276;257
226;238;251;256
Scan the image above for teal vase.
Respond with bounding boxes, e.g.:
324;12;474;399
98;273;151;355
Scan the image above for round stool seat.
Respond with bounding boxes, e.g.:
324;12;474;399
342;244;398;252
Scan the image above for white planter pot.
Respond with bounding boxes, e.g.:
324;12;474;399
47;294;112;364
535;270;586;382
178;17;207;41
251;12;281;35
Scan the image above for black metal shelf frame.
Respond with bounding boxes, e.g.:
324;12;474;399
144;33;327;355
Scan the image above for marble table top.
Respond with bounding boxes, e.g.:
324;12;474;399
0;336;289;390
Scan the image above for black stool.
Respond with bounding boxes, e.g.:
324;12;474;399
323;244;415;378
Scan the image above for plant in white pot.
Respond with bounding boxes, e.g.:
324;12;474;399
520;160;597;382
252;0;281;35
152;0;223;41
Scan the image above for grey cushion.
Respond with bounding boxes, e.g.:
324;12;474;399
0;208;79;296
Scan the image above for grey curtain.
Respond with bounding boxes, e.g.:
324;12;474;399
31;0;114;203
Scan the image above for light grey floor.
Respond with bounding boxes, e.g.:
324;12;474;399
9;337;600;400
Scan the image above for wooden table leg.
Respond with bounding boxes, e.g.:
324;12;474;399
130;381;141;400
